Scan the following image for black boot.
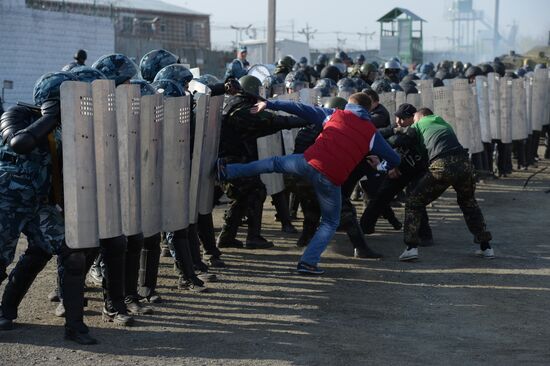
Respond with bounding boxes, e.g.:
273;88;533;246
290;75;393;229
217;200;245;248
272;191;298;233
246;190;273;249
100;236;133;326
59;247;97;345
172;229;208;291
125;233;152;315
0;246;52;329
137;233;161;303
344;208;382;259
197;213;226;268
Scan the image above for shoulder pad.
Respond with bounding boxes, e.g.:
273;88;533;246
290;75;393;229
0;105;36;144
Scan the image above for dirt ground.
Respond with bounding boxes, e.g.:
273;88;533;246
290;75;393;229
1;155;549;366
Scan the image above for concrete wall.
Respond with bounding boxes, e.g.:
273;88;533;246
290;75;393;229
0;0;114;107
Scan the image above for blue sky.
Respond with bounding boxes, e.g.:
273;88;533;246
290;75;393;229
166;0;549;52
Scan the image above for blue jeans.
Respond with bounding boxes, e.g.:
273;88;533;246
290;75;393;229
226;154;341;266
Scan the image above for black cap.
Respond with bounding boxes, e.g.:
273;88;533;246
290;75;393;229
395;103;417;118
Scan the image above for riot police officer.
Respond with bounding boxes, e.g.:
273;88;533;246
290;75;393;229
224;46;249;80
62;49;87;72
0;71;97;344
216;75;309;249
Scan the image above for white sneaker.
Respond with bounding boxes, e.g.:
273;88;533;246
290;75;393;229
399;247;419;261
475;248;495;259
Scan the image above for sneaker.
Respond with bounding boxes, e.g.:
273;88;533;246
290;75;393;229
296;262;325;275
125;300;154;315
102;307;134;326
64;328;97;345
208;256;227;268
141;291;162;304
399;247;419;261
475;248;495;259
55;302;66;317
217;238;244;248
178;278;209;293
245;237;274;249
197;271;218;283
281;223;298;234
354;247;383;259
88;265;103;287
216;158;228;182
48;288;60;302
0;316;13;330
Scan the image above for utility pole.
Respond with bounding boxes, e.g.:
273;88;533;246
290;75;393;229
493;0;500;56
267;0;276;63
336;32;346;51
357;27;375;51
291;19;295;40
230;24;252;48
298;23;317;47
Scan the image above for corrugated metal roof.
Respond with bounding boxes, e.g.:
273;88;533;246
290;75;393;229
377;7;426;22
43;0;207;16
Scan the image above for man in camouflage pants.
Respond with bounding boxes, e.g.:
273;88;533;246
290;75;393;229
396;105;493;262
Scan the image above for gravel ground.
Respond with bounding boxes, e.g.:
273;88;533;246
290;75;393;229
0;157;549;366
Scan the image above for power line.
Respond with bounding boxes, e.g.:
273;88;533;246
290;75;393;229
297;23;317;47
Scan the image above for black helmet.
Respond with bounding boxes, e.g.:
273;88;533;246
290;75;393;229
130;79;156;96
492;62;505;77
74;49;87;61
153;64;193;91
33;71;77;106
464;66;482;79
337;77;357;92
390;82;403;92
351;77;368;91
196;74;221;85
316;54;328;65
139;49;179;82
384;60;401;70
401;82;418;95
356;54;365;64
360;63;376;76
92;53;139;86
323;96;347;110
278;55;296;69
479;63;494;76
238;75;262;96
371;79;392;93
70;66;106;83
504;71;519;79
151;79;185;97
335;51;348;61
298;56;308;65
284;70;308;91
434;69;449;80
313;78;338;97
432;78;444;87
320;65;341;83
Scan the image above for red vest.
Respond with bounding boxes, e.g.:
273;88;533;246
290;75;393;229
304;109;377;186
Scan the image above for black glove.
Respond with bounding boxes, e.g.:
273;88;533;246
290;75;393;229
10;99;60;154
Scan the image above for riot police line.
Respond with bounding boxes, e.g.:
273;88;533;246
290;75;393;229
0;48;548;346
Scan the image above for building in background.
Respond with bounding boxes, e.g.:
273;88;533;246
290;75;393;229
377;7;425;65
241;39;310;66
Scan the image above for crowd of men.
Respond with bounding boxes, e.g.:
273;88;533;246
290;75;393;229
0;47;548;346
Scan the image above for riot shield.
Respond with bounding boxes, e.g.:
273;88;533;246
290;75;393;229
140;93;164;237
188;80;211;95
511;78;528;141
299;88;321;106
280;92;302;155
487;73;501;140
405;93;422;109
198;95;224;215
531;69;547;131
162;95;191;232
116;84;142;236
452;79;473;151
91;80;122;239
188;94;209;224
61;81;99;249
469;85;484;154
416;80;434;111
475;76;491;143
433;86;456;133
379;92;396;118
499;77;513;144
257;132;285;195
525;76;533;135
395;91;406;110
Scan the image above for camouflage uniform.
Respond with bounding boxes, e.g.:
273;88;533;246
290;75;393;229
0;128;63;277
404;152;492;246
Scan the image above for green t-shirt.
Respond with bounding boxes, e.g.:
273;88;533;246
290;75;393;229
411;114;464;161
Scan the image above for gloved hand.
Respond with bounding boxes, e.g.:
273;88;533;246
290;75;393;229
224;78;241;95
